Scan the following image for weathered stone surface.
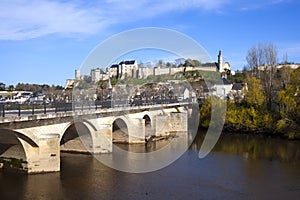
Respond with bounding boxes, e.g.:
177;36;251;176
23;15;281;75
0;103;189;173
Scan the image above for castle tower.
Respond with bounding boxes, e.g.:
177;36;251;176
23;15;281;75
75;69;80;80
218;50;223;72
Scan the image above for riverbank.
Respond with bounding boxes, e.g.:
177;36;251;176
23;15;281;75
198;126;300;140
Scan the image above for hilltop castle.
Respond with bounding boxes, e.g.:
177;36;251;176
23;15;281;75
65;51;232;88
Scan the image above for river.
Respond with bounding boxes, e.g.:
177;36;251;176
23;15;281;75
1;132;300;200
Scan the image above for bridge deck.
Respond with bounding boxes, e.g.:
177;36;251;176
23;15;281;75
0;102;191;124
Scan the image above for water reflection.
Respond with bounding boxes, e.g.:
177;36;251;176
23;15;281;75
0;132;300;199
192;131;300;163
115;138;173;153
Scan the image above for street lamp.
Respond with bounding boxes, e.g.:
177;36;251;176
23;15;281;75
101;73;104;104
108;76;113;107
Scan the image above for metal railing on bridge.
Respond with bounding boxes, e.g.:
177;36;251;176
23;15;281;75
0;98;191;117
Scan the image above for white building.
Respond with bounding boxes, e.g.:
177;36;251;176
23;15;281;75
107;64;120;78
212;78;233;100
119;60;138;79
91;68;109;83
107;60;138;79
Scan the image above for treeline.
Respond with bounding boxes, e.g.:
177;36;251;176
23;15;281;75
0;82;64;92
200;43;300;139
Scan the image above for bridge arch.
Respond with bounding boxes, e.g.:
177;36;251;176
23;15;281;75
112;117;129;143
0;129;36;171
60;122;94;153
141;113;153;137
143;114;152;127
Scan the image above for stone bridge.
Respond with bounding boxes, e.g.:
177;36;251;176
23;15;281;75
0;103;190;173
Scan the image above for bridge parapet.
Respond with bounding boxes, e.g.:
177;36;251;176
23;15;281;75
0;102;191;125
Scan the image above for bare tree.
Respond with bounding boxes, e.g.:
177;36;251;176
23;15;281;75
263;43;278;110
246;43;278;110
258;43;266;66
246;46;258;76
282;53;290;88
264;43;277;67
257;43;266;79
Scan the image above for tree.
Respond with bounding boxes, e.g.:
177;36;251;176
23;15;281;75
157;60;163;67
192;59;201;66
278;86;297;119
258;43;266;68
199;96;226;129
246;43;278;110
290;67;300;88
281;53;292;89
0;82;5;91
286;67;300;121
225;77;273;132
175;58;185;67
243;77;266;109
246;46;258;76
262;43;278;110
7;85;14;92
275;68;300;138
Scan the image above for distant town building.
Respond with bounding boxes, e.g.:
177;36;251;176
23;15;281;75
258;63;299;71
65;79;75;89
108;64;121;79
75;69;81;81
91;68;108;83
91;68;100;83
107;60;138;79
120;60;138;79
212;78;233;100
228;83;247;103
65;69;81;89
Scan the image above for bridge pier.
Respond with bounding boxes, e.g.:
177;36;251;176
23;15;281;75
127;118;145;144
30;134;60;173
154;115;170;137
17;134;60;174
154;111;188;138
92;124;112;153
169;112;188;137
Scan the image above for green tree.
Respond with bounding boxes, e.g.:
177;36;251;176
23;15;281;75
7;85;14;92
110;77;118;86
277;68;300;122
199;97;212;128
243;77;266;109
278;86;297;119
199;96;226;129
0;82;5;91
226;76;274;132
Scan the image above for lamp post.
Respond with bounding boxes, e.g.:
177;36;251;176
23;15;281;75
108;76;113;107
101;73;104;104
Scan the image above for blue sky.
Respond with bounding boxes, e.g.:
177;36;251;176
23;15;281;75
0;0;300;86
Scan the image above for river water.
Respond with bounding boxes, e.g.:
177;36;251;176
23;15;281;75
1;132;300;200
